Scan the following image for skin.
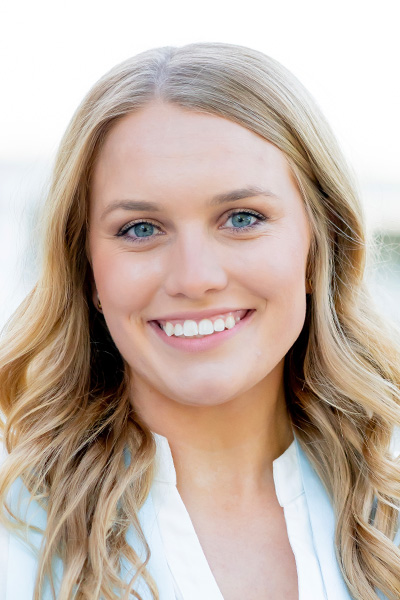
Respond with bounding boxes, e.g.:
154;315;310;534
88;101;311;599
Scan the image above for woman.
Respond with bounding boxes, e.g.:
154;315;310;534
0;42;399;600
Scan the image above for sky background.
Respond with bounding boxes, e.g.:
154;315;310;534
0;0;399;325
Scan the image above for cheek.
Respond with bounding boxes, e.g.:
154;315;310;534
236;234;309;352
92;249;162;315
235;234;309;300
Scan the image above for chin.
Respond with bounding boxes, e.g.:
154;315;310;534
173;394;234;408
161;377;251;408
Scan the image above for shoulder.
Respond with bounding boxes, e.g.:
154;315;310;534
0;438;53;600
0;438;175;599
0;438;47;540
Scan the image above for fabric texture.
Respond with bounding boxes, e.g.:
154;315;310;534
1;433;398;600
151;435;326;599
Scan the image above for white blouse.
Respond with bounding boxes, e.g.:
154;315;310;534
151;434;326;600
2;433;399;599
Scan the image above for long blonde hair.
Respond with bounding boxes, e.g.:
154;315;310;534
1;42;399;600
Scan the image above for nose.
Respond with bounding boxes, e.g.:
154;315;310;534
163;228;228;299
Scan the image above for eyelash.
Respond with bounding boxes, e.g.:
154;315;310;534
116;209;268;244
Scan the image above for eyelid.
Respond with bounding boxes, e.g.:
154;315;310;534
115;208;268;243
220;208;267;225
116;218;163;237
224;208;266;218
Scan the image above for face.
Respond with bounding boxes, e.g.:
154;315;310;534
88;102;311;407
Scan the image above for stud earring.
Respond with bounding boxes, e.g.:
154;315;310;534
97;297;102;311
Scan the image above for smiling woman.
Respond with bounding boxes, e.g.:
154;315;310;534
88;104;311;407
0;43;400;600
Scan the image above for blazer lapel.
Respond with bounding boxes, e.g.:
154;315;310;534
295;438;354;600
126;491;176;600
5;475;176;600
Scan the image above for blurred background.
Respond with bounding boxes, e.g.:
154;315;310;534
0;0;399;328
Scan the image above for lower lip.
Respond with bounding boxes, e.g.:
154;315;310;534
148;310;255;353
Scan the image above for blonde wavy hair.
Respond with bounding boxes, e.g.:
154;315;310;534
1;42;400;600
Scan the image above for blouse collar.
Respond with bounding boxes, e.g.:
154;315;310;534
152;432;303;506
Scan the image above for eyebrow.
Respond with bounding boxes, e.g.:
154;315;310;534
100;186;279;220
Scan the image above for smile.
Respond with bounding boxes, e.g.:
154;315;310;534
156;309;249;338
148;309;255;352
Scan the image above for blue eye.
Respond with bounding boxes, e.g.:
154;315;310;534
230;213;256;228
117;220;162;242
132;222;155;237
117;209;267;244
225;210;266;230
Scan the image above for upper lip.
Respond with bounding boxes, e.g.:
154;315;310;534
149;308;252;322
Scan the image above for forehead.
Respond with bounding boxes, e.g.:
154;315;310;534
90;101;298;206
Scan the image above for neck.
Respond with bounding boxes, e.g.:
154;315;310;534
131;361;293;495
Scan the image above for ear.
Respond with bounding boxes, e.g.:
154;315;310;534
305;257;314;295
93;289;102;311
93;287;102;312
89;271;102;312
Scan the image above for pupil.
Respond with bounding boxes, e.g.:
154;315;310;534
232;213;252;227
134;223;154;237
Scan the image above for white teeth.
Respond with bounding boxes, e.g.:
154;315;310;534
225;315;235;329
183;320;198;337
164;322;174;337
198;319;214;335
213;318;225;332
160;312;246;337
174;323;184;336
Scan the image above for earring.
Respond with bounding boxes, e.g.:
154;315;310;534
97;297;102;311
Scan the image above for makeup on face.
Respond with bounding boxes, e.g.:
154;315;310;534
88;102;311;408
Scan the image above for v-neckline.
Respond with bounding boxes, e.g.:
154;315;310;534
151;433;300;600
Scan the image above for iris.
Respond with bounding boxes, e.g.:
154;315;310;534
134;223;155;237
231;213;253;228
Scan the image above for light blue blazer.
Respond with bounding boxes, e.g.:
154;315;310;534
2;438;397;599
